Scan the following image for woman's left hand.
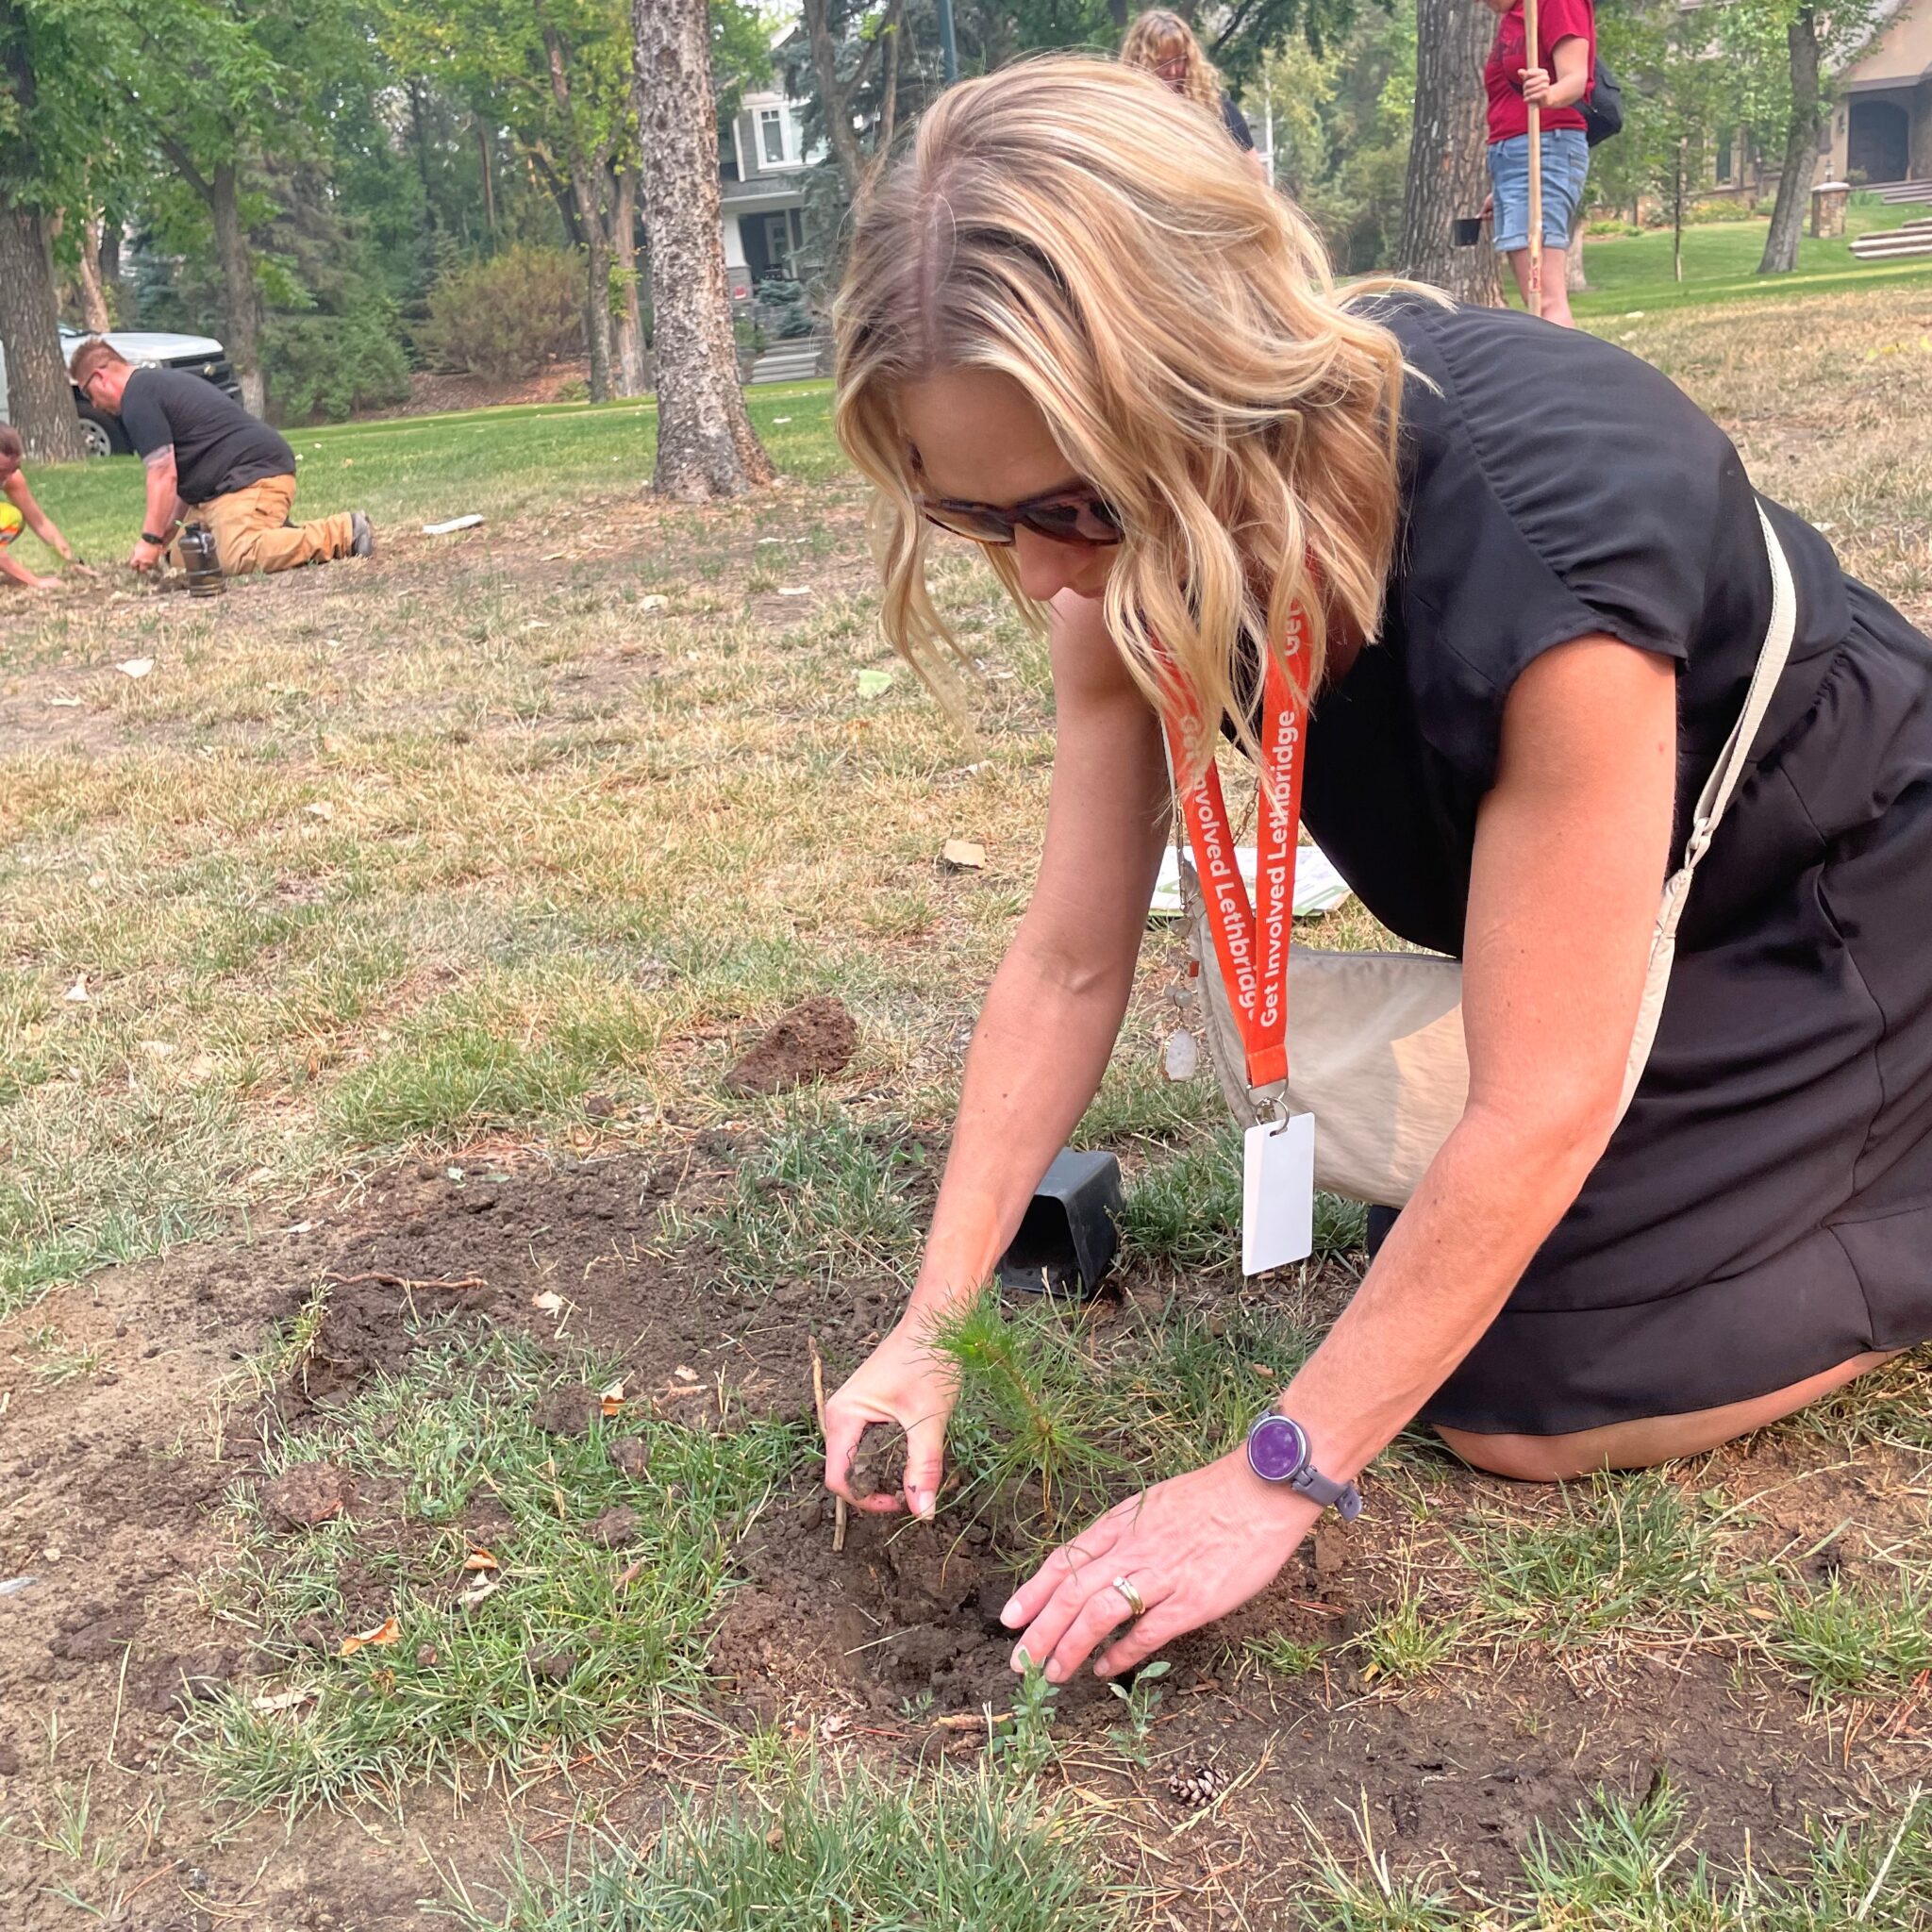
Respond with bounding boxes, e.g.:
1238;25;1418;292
999;1453;1321;1682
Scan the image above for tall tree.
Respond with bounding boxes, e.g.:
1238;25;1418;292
0;0;99;458
1758;5;1821;275
1396;0;1500;304
1713;0;1884;275
800;0;907;199
635;0;774;497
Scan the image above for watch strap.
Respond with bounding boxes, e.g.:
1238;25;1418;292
1290;1463;1363;1522
142;530;171;546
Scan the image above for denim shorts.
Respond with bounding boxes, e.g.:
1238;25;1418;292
1488;127;1590;254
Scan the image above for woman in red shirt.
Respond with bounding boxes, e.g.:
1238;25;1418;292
1482;0;1594;326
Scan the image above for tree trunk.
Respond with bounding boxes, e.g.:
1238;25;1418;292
801;0;868;201
75;210;115;329
543;27;613;403
1674;140;1685;281
580;209;614;403
1565;221;1587;291
634;0;774;499
0;202;86;460
612;166;646;398
408;79;439;233
209;162;265;415
1398;0;1503;305
477;118;497;236
1758;8;1821;275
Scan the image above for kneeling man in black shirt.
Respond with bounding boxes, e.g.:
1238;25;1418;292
70;339;374;577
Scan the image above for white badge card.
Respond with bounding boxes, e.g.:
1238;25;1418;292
1241;1111;1316;1275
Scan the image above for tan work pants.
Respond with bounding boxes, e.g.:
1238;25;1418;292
184;475;356;576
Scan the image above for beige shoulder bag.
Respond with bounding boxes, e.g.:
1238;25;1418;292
1183;505;1798;1208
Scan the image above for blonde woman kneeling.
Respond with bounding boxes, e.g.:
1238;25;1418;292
822;60;1932;1688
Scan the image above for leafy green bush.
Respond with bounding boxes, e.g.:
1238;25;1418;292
417;243;583;378
263;302;411;425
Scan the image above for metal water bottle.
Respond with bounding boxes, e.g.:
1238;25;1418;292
179;522;225;599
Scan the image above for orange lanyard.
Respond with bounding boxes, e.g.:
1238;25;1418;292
1161;614;1309;1093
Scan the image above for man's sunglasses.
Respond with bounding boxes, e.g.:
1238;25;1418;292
917;485;1123;548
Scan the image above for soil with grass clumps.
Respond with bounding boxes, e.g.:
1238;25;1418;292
0;1138;1927;1928
724;993;859;1094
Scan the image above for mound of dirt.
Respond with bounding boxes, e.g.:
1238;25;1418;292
724;995;858;1094
262;1461;357;1528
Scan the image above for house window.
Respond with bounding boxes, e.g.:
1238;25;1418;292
759;107;787;166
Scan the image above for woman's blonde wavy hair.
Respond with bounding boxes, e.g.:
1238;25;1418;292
1120;8;1223;115
831;57;1408;777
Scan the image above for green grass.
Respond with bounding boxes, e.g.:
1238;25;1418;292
1462;1473;1727;1641
1762;1572;1932;1696
443;1759;1134;1932
654;1096;930;1296
1295;1774;1932;1930
1569;196;1932;319
185;1318;798;1816
6;382;839;572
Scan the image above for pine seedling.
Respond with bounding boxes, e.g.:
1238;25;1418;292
927;1293;1126;1534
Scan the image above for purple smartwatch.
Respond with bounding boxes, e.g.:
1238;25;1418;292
1245;1412;1363;1522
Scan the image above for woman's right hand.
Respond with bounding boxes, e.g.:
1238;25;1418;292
823;1323;959;1518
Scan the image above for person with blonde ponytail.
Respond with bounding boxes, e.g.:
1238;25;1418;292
1120;9;1267;181
822;58;1932;1688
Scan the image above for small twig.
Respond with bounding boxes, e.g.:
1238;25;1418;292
322;1271;489;1291
808;1335;849;1555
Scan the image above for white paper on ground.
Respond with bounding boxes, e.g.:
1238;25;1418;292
422;514;484;535
1242;1112;1315;1275
1149;842;1351;921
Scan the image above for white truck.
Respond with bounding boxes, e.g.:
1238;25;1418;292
0;325;242;458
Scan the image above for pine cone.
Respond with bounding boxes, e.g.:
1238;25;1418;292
1167;1763;1227;1807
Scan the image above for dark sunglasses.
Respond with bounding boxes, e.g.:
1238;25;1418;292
917;484;1123;548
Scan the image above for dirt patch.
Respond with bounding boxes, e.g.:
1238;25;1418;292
724;994;860;1095
1;1146;1927;1925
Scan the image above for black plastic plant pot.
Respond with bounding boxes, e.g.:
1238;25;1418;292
997;1148;1124;1299
1453;216;1485;247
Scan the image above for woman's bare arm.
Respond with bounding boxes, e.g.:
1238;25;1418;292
1003;633;1679;1682
906;593;1170;1317
1264;636;1675;1476
823;591;1169;1512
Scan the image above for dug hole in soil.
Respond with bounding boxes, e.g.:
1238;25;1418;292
1;1132;1924;1926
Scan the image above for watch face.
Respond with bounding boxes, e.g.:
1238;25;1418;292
1246;1413;1307;1484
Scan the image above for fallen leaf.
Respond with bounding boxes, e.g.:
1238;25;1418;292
640;594;668;612
776;585;811;597
941;840;987;872
673;1365;699;1384
462;1548;499;1573
856;668;894;699
47;694;83;708
772;415;792;425
522;620;550;630
115;658;154;679
599;1377;627;1418
531;1290;565;1315
252;1686;317;1713
63;974;90;1004
339;1615;401;1657
305;801;334;821
458;1574;501;1608
137;1039;175;1058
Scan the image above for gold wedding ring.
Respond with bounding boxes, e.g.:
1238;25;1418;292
1112;1574;1145;1620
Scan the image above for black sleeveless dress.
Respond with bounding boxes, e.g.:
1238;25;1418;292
1307;295;1932;1435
